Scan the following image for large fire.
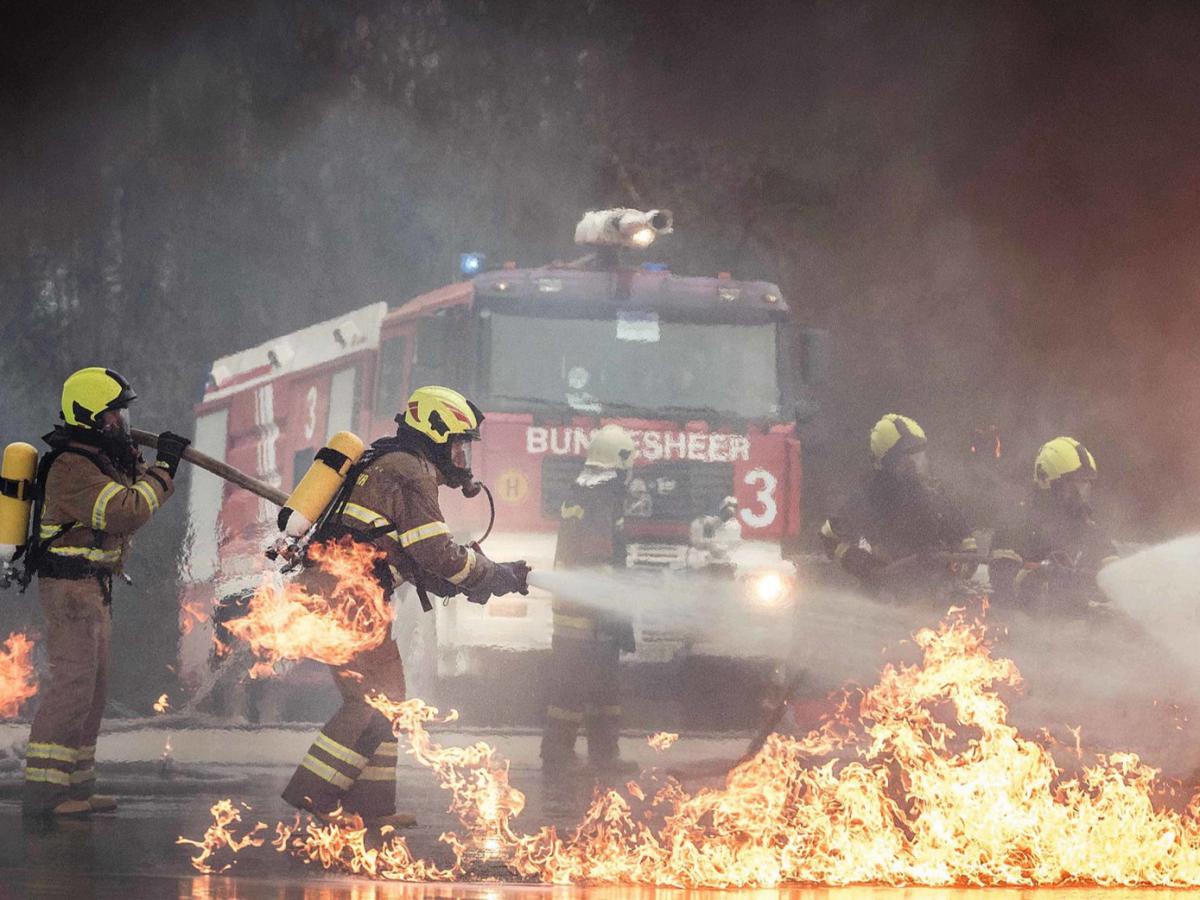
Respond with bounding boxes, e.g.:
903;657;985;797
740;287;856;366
0;631;37;718
222;537;395;677
183;612;1200;886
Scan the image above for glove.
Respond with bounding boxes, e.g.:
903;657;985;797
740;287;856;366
154;430;191;477
466;561;531;605
491;560;530;596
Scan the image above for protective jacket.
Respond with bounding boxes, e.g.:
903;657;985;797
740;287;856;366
326;447;497;595
552;470;631;648
282;445;496;820
820;471;975;596
988;493;1118;614
37;431;174;579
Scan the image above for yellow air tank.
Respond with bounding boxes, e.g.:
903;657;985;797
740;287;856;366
278;431;365;537
0;442;38;564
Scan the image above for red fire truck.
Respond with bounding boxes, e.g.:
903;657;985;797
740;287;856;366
180;210;827;722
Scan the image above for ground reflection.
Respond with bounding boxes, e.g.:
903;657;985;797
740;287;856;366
177;878;1200;900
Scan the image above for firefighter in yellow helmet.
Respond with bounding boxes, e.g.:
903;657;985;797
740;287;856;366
281;386;528;827
23;368;189;818
818;414;977;603
541;424;638;774
988;437;1119;615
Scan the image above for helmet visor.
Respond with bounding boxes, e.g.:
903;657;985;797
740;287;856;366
449;437;473;472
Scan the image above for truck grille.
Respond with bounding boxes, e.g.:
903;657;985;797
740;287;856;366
625;542;691;571
540;458;734;522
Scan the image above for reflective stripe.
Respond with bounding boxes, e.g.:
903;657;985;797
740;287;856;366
819;520;835;540
373;742;399;759
91;482;124;530
77;745;96;761
45;546;122;564
959;536;979;553
25;767;72;786
40;522;72;539
70;767;96;784
132;480;160;513
833;543;853;560
27;742;78;763
546;705;584;722
448;547;476;585
398;521;449;548
314;733;369;770
990;549;1023;564
341;503;399;542
300;753;355;790
553;614;596;632
358;765;396;781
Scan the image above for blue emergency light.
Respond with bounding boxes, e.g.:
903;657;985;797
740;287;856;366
459;253;486;276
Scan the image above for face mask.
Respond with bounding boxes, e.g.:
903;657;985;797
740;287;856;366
449;438;472;472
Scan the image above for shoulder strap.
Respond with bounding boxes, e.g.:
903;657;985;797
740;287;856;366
19;446;83;591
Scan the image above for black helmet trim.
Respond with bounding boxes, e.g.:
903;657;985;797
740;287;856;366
881;416;927;467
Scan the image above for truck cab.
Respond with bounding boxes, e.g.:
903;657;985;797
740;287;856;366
180;211;827;723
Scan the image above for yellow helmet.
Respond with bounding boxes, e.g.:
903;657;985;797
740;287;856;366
1034;436;1097;489
61;367;137;429
399;386;483;444
586;424;636;470
870;413;927;469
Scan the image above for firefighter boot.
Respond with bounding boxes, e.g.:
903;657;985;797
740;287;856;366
541;706;584;773
88;795;118;813
368;811;418;829
586;703;638;774
52;799;93;818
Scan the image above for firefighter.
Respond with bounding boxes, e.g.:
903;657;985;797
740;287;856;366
23;367;188;818
688;496;741;574
819;414;977;603
988;436;1119;616
280;386;528;827
541;424;638;774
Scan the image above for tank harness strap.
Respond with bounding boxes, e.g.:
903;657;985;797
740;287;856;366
318;450;434;614
20;446;106;592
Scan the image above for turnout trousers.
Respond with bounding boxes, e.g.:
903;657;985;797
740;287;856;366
282;633;403;820
540;633;621;763
23;577;111;814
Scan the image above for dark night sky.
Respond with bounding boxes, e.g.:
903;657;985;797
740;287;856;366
2;0;1199;536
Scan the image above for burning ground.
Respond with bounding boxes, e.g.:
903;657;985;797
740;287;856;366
180;610;1200;888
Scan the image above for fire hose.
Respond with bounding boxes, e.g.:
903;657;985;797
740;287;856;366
130;428;288;507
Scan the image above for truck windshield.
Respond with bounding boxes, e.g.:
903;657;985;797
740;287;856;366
486;311;782;418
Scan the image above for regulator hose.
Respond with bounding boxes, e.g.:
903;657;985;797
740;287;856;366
477;481;496;544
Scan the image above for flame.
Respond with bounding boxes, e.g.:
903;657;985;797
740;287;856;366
176;800;267;873
181;612;1200;886
180;598;208;636
648;731;679;751
223;537;394;677
0;632;37;718
163;736;173;759
153;692;171;714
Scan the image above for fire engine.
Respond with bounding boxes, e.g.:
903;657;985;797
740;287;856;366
179;210;828;721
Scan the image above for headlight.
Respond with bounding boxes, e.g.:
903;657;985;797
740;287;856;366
748;570;791;608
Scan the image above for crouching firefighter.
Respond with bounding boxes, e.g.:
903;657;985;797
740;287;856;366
541;425;638;775
13;368;188;818
279;386;529;827
819;414;978;605
988;436;1119;617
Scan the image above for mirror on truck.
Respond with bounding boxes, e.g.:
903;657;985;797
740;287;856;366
800;328;831;386
412;313;455;388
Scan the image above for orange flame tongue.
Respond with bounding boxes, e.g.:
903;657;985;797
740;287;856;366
225;537;394;677
0;632;37;718
182;613;1200;886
